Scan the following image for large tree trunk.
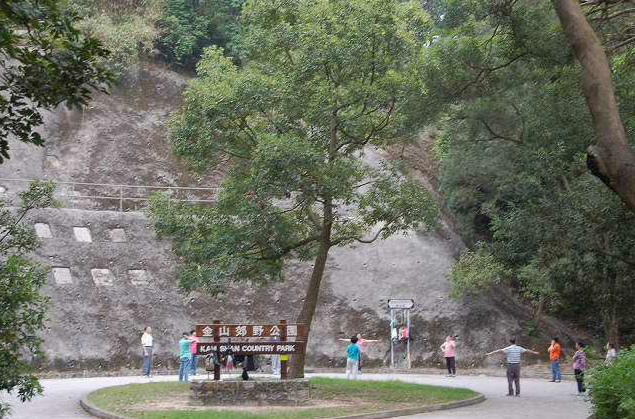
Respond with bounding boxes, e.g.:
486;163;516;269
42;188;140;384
603;309;619;352
289;192;333;378
288;239;331;378
533;295;546;329
553;0;635;213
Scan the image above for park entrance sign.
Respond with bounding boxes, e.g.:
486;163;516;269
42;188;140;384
195;324;306;338
197;342;304;355
195;320;306;380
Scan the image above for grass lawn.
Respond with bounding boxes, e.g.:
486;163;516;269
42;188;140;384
87;377;478;419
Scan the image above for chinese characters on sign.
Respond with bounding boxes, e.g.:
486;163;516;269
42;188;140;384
196;324;305;338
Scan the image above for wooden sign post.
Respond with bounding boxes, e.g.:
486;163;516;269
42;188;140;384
280;319;288;380
196;320;306;381
213;319;221;381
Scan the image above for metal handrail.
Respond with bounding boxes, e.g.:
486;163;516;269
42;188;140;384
0;177;219;212
0;177;220;191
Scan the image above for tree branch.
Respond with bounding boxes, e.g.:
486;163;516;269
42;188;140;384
477;118;522;144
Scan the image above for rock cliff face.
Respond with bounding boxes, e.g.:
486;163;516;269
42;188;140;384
1;62;566;374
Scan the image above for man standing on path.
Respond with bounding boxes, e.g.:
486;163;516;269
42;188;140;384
189;330;199;376
346;336;360;380
141;326;153;377
178;332;192;382
548;337;562;382
440;335;457;377
485;338;540;397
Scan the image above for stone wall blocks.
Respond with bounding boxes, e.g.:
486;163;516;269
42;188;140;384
73;227;92;242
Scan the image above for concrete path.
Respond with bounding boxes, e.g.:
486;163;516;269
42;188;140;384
2;373;591;419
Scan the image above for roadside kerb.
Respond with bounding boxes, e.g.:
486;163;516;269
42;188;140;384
80;390;485;419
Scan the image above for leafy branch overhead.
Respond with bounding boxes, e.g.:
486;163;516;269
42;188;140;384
0;0;113;162
0;180;56;418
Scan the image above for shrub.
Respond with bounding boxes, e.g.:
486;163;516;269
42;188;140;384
67;0;162;78
156;0;243;66
588;345;635;419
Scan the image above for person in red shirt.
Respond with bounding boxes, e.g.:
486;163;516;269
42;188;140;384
189;330;199;376
548;337;562;382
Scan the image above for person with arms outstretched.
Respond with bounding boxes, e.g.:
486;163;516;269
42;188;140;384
485;338;539;397
345;336;361;380
339;333;379;374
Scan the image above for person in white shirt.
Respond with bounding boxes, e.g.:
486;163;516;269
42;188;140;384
141;326;153;377
605;342;617;364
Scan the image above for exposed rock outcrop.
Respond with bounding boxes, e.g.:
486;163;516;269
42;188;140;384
1;62;572;374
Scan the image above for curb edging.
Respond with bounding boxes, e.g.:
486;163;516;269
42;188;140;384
328;394;485;419
80;397;131;419
80;391;486;419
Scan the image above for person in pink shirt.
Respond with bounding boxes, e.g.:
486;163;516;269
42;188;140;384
189;330;199;376
440;335;457;377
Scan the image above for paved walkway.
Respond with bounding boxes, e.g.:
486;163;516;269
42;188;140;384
2;373;591;419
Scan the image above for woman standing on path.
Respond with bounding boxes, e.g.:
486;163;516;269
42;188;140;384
178;332;192;382
189;330;199;376
440;335;457;377
548;338;562;382
572;341;587;395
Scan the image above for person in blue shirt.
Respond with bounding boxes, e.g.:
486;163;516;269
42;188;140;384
346;336;360;380
178;332;192;382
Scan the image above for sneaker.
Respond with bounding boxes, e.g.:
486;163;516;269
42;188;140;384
549;380;556;382
506;394;514;397
556;380;561;383
515;394;521;397
445;374;452;377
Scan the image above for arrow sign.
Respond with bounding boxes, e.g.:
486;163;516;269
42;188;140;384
388;299;414;309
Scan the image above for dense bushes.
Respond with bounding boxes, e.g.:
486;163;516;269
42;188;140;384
589;346;635;419
64;0;243;76
156;0;243;65
65;0;162;77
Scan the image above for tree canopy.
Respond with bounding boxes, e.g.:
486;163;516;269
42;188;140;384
150;0;438;377
421;0;635;343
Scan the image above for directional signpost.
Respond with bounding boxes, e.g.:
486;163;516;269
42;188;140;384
196;319;306;380
388;299;415;309
388;299;414;369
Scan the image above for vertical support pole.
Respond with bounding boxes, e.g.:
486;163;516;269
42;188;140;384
406;309;411;369
280;319;288;380
213;320;221;381
119;186;123;212
390;309;394;368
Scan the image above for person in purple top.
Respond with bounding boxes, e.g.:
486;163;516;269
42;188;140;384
572;341;587;395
